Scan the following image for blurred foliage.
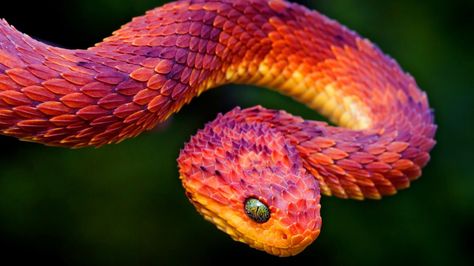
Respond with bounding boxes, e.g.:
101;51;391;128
0;0;473;265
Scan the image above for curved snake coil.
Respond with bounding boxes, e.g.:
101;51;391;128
0;0;436;256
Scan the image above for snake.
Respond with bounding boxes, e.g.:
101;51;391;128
0;0;436;257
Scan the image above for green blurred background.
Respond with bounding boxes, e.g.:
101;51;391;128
0;0;472;265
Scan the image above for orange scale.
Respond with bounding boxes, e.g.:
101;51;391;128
123;110;146;124
186;22;201;37
80;82;113;98
116;79;145;96
170;83;188;100
131;36;151;46
43;128;69;139
154;60;174;74
74;127;97;139
365;161;392;173
5;68;40;86
45;55;75;68
391;159;414;171
187;37;200;53
145;74;166;90
197;39;209;54
0;110;15;122
89;129;119;146
54;134;81;145
113;103;142;118
346;168;371;180
377;185;397;196
89;115;119;127
360;186;381;199
60;93;94;109
49;114;82;127
349;152;376;164
37;101;71;116
0;74;18;91
42;78;77;95
405;167;422;180
322;147;349;160
402;147;421;159
159;79;179;96
0;50;25;68
378;152;401;164
12;106;44;119
390;176;411;190
61;120;85;131
130;67;155;82
308;153;334;166
0;90;31;106
97;94;128;110
16;119;50;132
61;71;94;86
76;105;109;121
325;164;347;176
114;60;141;73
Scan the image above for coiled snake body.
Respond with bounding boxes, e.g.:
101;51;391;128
0;0;436;256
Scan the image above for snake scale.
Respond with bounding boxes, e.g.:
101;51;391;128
0;0;436;256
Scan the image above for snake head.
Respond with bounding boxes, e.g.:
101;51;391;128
178;108;321;256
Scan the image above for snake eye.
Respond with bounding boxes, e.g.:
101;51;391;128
244;197;270;223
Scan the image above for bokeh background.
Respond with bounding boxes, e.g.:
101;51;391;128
0;0;472;265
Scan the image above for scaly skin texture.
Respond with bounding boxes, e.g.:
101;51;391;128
0;0;436;257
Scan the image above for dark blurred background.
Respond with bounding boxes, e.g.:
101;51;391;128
0;0;473;265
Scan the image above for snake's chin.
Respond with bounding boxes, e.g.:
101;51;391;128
178;109;322;256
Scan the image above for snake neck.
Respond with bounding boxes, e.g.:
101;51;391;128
0;0;435;154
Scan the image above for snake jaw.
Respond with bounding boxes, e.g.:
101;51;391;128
182;184;321;256
180;173;321;256
178;112;322;256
